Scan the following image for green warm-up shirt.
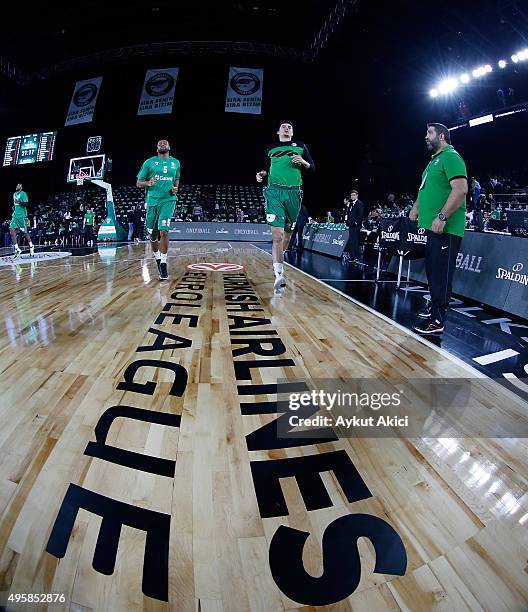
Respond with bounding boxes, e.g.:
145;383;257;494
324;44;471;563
418;144;467;237
265;141;315;187
13;190;28;209
137;155;181;205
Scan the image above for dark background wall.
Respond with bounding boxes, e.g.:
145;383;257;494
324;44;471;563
1;42;527;218
0;56;323;214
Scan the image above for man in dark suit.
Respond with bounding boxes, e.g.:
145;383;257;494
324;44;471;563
288;203;309;251
342;190;365;263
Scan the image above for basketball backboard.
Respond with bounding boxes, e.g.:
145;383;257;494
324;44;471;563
67;154;106;183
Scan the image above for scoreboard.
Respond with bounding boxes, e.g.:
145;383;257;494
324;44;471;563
3;131;57;166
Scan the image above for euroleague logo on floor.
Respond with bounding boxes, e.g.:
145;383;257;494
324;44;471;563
186;262;244;272
0;251;71;266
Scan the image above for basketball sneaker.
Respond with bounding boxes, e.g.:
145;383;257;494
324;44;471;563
413;319;444;335
159;262;168;280
274;273;286;289
155;258;162;275
418;305;432;319
13;246;22;259
271;287;285;305
29;245;35;257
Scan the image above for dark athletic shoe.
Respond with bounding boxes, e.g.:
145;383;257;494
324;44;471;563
155;258;162;274
274;274;286;289
413;320;444;335
418;305;432;319
159;262;168;280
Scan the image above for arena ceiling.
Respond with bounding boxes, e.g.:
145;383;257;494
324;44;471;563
1;0;337;74
1;0;527;84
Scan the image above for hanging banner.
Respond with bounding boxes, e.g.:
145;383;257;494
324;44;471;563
225;67;264;114
137;68;179;115
65;77;103;126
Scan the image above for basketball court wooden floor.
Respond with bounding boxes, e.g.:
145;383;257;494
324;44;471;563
0;242;527;611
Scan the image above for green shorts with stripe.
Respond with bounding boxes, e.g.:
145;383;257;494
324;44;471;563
145;199;177;232
10;206;28;230
263;184;302;233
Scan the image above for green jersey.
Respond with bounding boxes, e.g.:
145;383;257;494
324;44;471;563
84;212;95;226
490;209;501;220
418;144;467;237
137;155;181;205
265;141;315;187
13;190;28;208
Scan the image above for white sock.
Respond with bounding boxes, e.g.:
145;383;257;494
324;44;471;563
160;253;167;264
29;242;33;247
273;263;283;277
153;250;161;260
13;243;18;249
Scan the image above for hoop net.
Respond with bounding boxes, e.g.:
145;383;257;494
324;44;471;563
76;170;89;186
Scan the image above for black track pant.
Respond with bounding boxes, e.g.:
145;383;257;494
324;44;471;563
289;220;306;250
344;224;361;260
425;230;462;324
